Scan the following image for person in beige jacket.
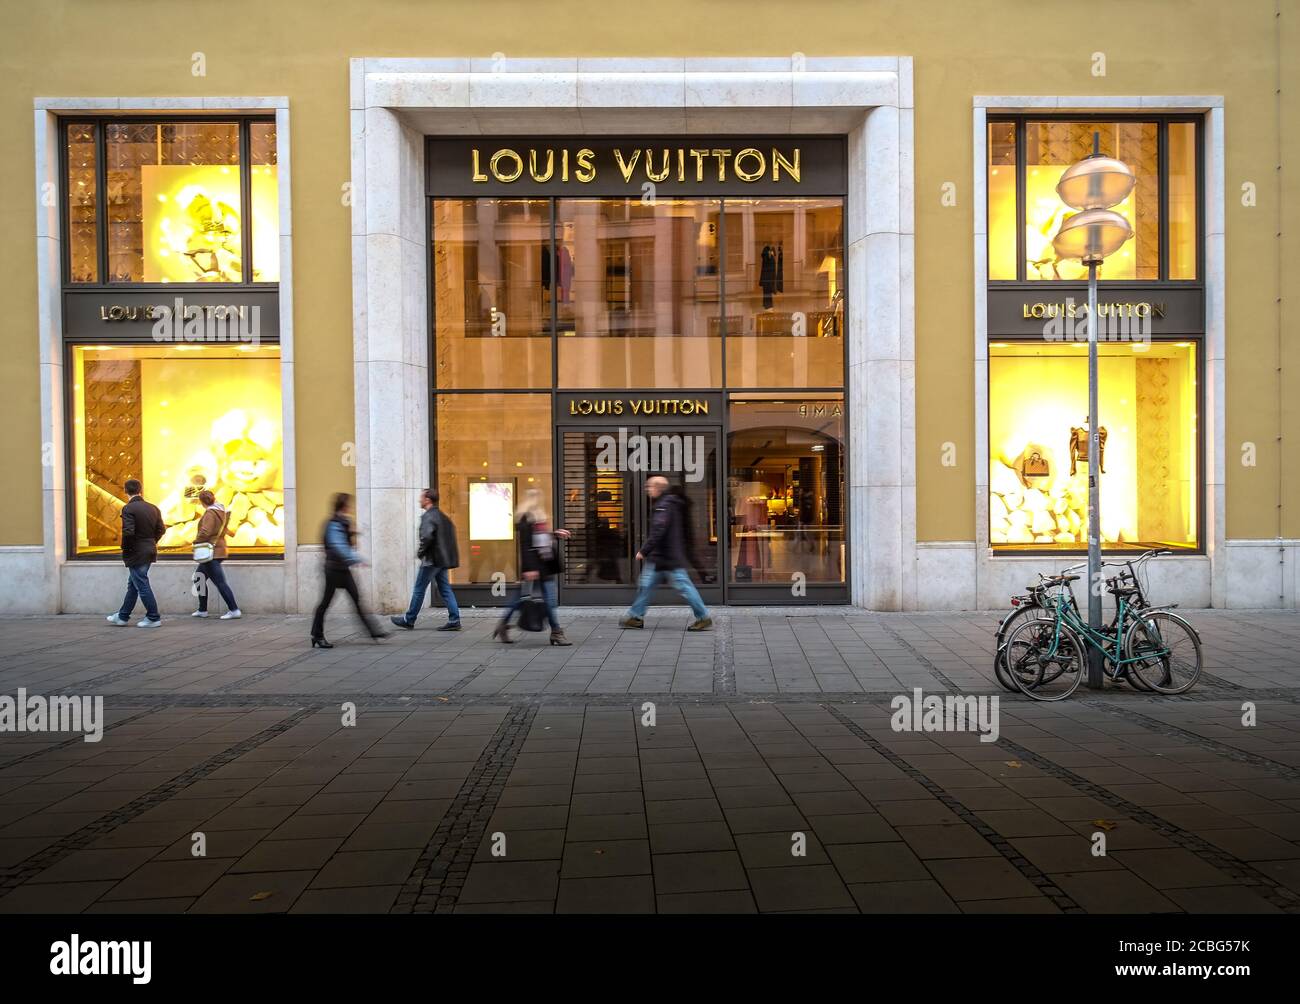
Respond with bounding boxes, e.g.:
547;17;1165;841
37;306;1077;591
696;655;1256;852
192;490;242;619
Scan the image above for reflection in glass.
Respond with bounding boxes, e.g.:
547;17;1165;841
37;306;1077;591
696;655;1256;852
556;198;722;389
432;199;551;388
728;396;845;583
1023;120;1158;281
435;393;552;582
724;198;844;388
66;123;98;283
987;121;1017;280
1168;122;1197;280
106;121;244;283
71;344;283;556
989;341;1198;551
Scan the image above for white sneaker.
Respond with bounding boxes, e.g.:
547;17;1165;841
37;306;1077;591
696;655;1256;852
106;614;128;626
136;618;162;628
220;609;242;620
192;611;209;618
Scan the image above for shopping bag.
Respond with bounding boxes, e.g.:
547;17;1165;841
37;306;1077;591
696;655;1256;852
517;582;547;633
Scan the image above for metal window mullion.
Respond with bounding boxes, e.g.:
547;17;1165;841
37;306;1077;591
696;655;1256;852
95;120;109;285
239;119;252;286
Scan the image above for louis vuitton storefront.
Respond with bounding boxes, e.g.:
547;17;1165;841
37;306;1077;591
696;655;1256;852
426;138;850;605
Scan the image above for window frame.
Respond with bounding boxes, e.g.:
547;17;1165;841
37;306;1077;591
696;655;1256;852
58;115;279;290
986;114;1204;286
985;335;1206;557
426;189;851;604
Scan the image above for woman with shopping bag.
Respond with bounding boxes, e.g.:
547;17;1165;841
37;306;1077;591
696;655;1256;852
493;488;571;646
191;490;241;619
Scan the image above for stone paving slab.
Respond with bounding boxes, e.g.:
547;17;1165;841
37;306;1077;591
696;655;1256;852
0;609;1299;913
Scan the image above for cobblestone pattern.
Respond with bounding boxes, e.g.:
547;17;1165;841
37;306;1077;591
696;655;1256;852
393;705;538;913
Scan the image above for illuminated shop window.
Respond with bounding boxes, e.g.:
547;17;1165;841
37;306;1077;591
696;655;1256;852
71;344;284;556
988;341;1198;552
728;395;845;582
65;123;99;283
987;122;1017;281
65;119;279;285
434;393;553;583
987;118;1198;282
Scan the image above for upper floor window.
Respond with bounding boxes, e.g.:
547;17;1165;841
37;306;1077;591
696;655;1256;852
988;117;1199;282
63;117;279;285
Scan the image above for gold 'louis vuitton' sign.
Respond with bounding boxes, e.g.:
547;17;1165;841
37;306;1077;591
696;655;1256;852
471;146;802;185
568;397;711;417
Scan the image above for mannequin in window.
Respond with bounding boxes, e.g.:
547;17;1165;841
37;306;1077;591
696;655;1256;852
1069;420;1107;476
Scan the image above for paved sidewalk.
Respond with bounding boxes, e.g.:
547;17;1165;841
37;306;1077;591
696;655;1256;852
1;609;1299;914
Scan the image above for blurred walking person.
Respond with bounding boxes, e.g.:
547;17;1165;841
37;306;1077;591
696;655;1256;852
191;490;241;619
620;475;712;631
107;478;166;628
391;488;462;631
310;493;387;647
493;488;572;646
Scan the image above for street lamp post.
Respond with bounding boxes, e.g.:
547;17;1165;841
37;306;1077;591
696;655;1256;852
1051;134;1136;689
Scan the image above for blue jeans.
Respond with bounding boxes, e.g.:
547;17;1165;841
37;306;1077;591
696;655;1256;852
627;563;708;619
402;565;461;625
196;559;239;613
501;576;560;631
118;563;160;622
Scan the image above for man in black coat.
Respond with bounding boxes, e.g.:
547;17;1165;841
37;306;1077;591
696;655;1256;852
391;488;463;631
107;478;166;628
620;475;712;631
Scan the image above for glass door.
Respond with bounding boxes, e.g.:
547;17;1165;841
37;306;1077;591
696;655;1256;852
557;425;722;605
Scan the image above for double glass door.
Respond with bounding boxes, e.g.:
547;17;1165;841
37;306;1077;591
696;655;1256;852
558;426;721;605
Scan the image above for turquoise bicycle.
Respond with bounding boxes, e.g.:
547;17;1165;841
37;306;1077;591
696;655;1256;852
1002;551;1203;702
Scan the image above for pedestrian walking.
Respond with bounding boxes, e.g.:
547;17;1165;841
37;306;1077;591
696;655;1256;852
310;492;388;648
391;488;462;631
620;475;712;631
191;490;242;620
107;478;166;628
492;488;572;646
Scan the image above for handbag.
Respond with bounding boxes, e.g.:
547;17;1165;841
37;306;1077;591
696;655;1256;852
1022;452;1049;479
193;542;215;563
517;581;547;633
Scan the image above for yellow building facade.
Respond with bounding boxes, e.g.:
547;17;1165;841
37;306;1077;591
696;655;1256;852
0;0;1295;612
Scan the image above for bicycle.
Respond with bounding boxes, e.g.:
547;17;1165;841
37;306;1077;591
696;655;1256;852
993;553;1153;693
1001;550;1203;701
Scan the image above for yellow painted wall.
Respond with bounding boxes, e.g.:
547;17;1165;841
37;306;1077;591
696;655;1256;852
0;0;1289;546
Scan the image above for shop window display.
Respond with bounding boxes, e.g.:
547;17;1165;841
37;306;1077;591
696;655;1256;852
988;342;1198;552
72;344;283;556
728;395;845;582
92;120;278;283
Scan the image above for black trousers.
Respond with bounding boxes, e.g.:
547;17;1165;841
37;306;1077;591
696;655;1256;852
311;567;380;639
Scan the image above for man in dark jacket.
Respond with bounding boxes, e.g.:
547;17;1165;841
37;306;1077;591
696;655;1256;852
391;488;462;631
107;478;166;628
620;476;711;631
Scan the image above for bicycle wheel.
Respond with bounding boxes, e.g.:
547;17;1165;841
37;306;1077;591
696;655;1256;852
1122;611;1202;695
994;605;1051;692
1003;618;1085;702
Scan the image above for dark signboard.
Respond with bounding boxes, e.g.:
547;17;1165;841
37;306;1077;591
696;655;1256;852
428;137;847;197
63;289;280;342
987;286;1203;338
555;392;724;424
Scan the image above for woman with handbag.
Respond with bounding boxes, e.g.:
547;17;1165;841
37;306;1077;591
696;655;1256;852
191;490;241;619
493;488;572;646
